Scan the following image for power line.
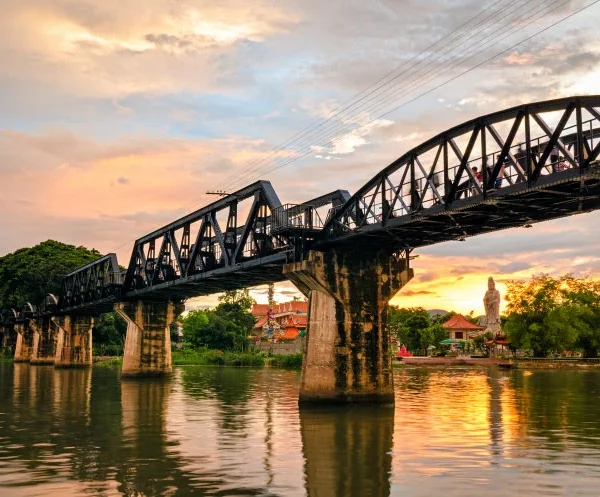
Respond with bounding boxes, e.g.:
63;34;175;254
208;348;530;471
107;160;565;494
158;0;528;223
215;0;535;191
107;0;598;259
220;0;574;190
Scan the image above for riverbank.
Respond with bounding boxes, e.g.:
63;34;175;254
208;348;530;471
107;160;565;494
396;356;600;369
93;350;303;369
172;349;303;368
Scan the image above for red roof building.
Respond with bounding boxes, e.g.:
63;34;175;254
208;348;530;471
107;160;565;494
443;314;486;340
251;300;308;341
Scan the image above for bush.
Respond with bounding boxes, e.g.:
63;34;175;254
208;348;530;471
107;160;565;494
93;343;123;357
171;348;303;368
269;353;303;369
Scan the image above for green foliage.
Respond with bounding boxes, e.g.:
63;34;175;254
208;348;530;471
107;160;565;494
92;313;127;356
504;274;600;358
472;331;493;355
181;310;211;348
94;358;123;367
182;296;256;352
218;289;255;310
268;353;303;369
171;349;302;368
389;307;449;355
0;240;101;308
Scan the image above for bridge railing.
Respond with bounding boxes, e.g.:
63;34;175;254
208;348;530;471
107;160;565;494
271;204;326;233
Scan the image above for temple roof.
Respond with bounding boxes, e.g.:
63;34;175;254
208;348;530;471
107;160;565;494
443;314;486;330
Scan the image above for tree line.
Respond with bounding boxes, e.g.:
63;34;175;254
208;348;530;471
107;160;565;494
3;241;600;358
504;274;600;358
0;240;257;355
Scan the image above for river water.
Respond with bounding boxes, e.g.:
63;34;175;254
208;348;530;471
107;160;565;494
1;364;600;496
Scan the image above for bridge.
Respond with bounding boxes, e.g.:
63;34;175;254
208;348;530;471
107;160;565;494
2;95;600;403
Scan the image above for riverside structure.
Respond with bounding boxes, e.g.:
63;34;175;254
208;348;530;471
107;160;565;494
2;95;600;404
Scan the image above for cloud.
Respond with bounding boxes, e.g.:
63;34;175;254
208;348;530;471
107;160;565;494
2;0;600;316
402;290;437;297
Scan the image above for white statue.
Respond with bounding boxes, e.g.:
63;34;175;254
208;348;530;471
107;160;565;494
483;276;501;334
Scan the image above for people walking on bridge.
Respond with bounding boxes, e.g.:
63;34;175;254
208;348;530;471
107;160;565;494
515;146;529;183
470;166;483;196
550;144;560;173
494;163;506;189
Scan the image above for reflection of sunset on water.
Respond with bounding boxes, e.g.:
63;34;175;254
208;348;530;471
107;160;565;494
2;365;600;495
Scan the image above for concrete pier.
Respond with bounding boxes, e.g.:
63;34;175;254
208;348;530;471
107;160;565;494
14;323;34;363
115;300;183;377
284;249;413;404
53;315;94;368
30;318;57;365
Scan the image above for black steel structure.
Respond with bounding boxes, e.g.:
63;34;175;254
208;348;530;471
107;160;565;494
2;95;600;323
58;254;122;314
121;182;349;300
319;95;600;249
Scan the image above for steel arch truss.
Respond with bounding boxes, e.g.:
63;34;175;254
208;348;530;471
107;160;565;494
58;254;122;313
320;95;600;248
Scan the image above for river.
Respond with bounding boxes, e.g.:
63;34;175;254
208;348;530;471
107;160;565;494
1;363;599;496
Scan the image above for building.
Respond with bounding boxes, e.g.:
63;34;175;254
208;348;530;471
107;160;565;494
251;301;308;342
442;314;486;340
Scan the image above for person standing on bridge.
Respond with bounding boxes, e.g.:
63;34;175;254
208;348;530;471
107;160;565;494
470;166;483;196
515;146;527;183
550;145;560;173
495;162;506;189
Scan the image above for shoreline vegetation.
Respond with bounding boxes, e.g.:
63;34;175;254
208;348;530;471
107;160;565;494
2;352;600;369
395;356;600;369
93;349;304;369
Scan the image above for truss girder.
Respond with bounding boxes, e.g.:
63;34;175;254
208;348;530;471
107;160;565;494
320;95;600;248
58;253;122;312
122;181;284;296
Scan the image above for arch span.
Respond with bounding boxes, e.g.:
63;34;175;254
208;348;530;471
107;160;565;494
319;95;600;249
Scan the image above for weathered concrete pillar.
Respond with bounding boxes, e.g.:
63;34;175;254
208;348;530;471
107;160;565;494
53;315;94;368
14;322;34;363
284;249;413;404
30;318;57;365
115;300;184;377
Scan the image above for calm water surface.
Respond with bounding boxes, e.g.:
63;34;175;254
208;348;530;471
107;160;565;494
1;363;600;496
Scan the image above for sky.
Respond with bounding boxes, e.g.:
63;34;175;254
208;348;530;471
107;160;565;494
1;0;600;315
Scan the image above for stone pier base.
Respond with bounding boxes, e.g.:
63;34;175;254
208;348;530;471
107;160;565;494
30;318;57;365
53;316;94;368
115;300;183;377
14;323;33;363
284;249;413;405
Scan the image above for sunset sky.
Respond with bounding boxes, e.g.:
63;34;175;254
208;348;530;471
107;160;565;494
1;0;600;315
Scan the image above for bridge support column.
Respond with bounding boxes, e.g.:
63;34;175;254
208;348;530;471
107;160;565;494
115;300;183;377
53;316;94;368
30;318;56;365
14;322;34;363
284;249;413;405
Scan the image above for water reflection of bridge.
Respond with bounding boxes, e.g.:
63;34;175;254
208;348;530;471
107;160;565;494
2;366;600;495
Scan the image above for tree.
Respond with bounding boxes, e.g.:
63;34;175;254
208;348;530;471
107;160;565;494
182;293;257;352
389;307;440;355
218;289;255;310
93;313;127;355
0;240;101;309
556;276;600;357
182;310;211;349
503;274;600;357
